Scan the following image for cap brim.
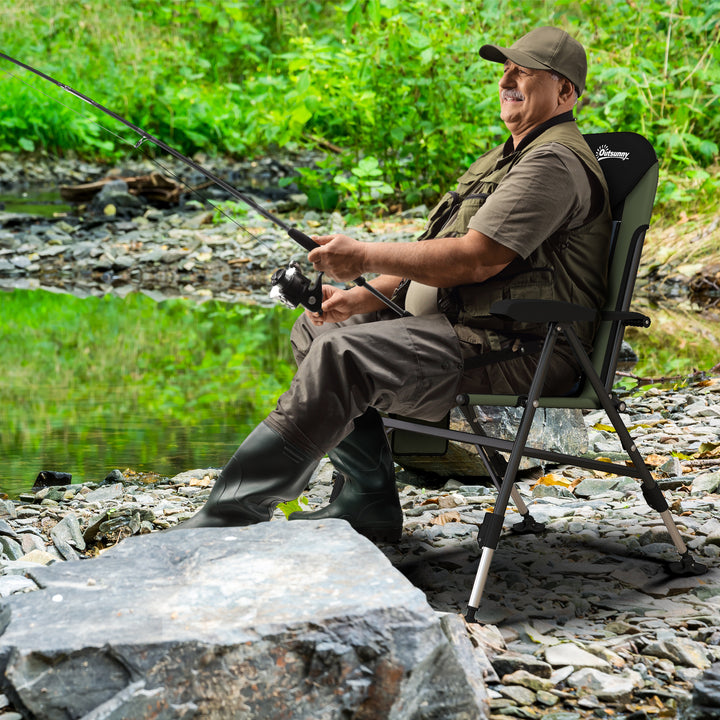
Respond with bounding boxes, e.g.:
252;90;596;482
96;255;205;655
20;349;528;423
479;43;552;72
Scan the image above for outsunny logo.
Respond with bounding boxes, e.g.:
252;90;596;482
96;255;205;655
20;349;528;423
595;144;630;162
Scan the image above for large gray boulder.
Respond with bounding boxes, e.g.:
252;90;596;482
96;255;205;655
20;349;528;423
0;520;489;719
393;406;588;478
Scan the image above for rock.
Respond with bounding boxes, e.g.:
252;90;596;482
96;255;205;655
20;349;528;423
642;637;711;669
501;670;554;692
544;643;611;670
566;668;642;702
492;652;553;679
17;550;55;566
692;471;720;495
691;662;720;713
0;520;490;720
0;576;36;597
82;482;124;504
498;684;536;705
49;513;86;561
394;405;588;477
31;471;72;489
0;539;22;562
572;478;624;498
102;469;125;485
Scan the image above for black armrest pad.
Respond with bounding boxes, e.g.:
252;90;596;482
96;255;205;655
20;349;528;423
601;310;651;327
490;299;598;324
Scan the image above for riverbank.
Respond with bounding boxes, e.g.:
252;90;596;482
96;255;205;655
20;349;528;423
1;376;720;718
2;158;720;717
0;152;428;307
1;152;719;310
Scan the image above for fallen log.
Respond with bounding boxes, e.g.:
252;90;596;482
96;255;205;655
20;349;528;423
60;172;183;205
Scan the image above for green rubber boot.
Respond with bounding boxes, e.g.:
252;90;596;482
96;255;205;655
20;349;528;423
288;409;403;542
174;422;318;529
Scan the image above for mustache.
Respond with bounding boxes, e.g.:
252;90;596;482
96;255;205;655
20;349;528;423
501;89;525;101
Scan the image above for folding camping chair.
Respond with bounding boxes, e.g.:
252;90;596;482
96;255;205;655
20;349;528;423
383;132;708;621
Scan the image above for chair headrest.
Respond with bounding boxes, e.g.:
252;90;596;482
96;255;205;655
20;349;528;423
584;132;657;211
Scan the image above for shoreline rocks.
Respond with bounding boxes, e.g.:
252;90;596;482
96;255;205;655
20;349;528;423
1;377;719;717
0;521;491;720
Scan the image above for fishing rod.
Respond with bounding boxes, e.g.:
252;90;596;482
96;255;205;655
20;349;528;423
0;50;409;317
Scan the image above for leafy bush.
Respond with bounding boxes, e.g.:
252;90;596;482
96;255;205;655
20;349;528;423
0;0;718;212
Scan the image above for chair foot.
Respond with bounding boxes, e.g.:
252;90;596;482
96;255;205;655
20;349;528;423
667;551;707;577
511;513;546;535
465;605;479;623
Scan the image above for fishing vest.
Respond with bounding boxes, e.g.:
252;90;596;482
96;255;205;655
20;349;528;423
401;121;611;352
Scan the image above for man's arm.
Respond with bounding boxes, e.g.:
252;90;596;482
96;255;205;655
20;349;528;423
308;229;518;287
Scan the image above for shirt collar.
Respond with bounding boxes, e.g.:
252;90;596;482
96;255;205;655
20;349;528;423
502;111;576;157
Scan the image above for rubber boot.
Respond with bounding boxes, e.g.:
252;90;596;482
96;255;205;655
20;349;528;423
288;409;403;542
174;422;319;529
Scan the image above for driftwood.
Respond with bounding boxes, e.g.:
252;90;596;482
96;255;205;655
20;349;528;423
60;172;184;205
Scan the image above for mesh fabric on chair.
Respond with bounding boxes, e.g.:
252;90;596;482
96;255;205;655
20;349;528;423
383;132;707;620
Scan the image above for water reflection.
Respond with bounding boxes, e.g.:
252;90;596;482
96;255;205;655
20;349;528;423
0;188;73;218
2;386;256;497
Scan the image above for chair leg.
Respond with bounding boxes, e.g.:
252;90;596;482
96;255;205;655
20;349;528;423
466;326;561;620
460;406;545;535
562;326;707;577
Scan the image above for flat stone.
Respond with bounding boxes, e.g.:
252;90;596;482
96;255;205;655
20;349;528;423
544;643;611;669
82;482;124;504
642;637;711;669
0;576;37;597
0;520;490;719
492;652;553;679
498;684;536;706
573;478;623;498
567;668;642;703
501;670;554;692
692;471;720;495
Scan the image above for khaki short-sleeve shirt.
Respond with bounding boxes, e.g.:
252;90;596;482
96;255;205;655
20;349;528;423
467;142;596;259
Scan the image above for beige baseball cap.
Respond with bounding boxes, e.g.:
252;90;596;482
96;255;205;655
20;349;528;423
479;26;587;96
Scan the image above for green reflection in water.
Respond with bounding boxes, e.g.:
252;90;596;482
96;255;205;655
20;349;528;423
1;289;298;496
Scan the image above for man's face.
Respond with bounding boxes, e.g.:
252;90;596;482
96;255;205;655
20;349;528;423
498;60;565;141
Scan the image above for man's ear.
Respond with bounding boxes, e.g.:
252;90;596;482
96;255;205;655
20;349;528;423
558;76;576;105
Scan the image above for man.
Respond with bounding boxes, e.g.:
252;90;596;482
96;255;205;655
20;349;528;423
177;26;611;540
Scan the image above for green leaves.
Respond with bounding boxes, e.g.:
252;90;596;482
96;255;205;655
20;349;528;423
0;0;718;211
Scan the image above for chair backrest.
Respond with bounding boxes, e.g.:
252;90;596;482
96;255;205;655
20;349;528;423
580;132;659;395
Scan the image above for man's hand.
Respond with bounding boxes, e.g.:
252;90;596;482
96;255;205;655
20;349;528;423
308;234;367;282
305;285;360;326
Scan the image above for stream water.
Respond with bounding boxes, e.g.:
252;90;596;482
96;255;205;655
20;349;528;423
2;187;718;499
3;387;257;497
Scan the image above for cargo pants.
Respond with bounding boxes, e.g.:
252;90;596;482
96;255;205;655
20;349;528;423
263;308;581;458
264;310;466;457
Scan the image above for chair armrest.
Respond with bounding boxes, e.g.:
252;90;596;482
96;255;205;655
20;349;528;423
490;299;598;324
601;310;651;327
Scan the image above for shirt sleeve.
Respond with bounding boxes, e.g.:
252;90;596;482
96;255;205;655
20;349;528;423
467;143;594;259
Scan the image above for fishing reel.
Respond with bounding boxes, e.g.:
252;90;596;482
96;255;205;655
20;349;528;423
270;261;323;313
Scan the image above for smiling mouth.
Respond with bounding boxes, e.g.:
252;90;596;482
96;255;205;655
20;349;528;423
501;91;525;102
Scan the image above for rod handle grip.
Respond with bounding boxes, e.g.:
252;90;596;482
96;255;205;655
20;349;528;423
288;228;319;251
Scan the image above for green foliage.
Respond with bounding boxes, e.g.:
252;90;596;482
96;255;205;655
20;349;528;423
0;289;297;423
333;156;395;217
0;0;718;211
276;496;310;518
